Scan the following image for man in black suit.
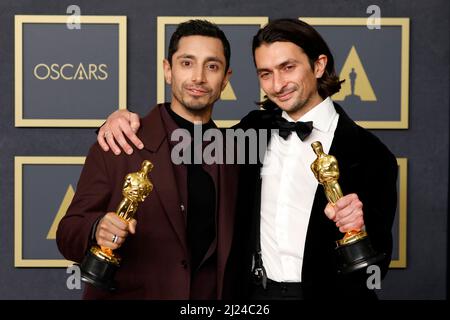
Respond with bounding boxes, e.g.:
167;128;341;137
97;19;398;300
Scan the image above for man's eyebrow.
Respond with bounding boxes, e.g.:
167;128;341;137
206;57;224;66
204;57;224;64
256;67;270;73
176;54;224;65
278;59;299;68
257;59;300;73
176;54;195;60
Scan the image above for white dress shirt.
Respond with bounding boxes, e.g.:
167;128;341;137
260;97;339;282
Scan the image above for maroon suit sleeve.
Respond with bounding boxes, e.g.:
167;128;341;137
56;143;112;263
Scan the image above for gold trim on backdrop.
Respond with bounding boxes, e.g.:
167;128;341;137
14;156;85;267
157;16;268;127
300;17;410;129
390;157;407;268
14;15;127;127
215;120;240;127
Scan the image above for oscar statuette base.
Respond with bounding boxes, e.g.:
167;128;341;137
79;246;120;291
335;236;385;274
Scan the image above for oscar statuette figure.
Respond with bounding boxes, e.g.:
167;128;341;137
310;141;384;274
80;160;154;290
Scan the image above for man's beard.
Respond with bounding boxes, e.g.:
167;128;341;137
182;99;210;111
274;88;312;114
283;98;308;113
173;89;215;113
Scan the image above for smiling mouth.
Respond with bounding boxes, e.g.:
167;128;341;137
277;91;294;101
186;87;209;96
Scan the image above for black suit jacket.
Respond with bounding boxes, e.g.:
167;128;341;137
231;102;398;299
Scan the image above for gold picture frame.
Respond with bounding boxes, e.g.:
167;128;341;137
15;15;127;127
300;17;410;129
390;157;407;268
15;156;85;267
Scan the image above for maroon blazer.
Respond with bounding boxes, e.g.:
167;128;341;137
56;104;239;299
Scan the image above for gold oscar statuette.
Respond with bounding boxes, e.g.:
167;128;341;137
80;160;154;290
310;141;384;274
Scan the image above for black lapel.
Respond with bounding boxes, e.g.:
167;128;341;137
329;102;363;190
302;102;363;282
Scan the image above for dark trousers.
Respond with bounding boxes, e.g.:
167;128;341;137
250;279;304;300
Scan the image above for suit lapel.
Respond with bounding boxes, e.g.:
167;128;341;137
241;108;282;260
138;105;188;255
329;103;362;182
302;102;363;280
308;102;362;221
307;103;361;216
215;163;239;297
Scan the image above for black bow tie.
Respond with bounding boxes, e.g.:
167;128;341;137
273;117;313;141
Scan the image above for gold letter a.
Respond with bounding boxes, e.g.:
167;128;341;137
46;185;75;239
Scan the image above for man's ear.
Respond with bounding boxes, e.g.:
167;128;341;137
314;54;328;79
163;59;172;84
221;68;233;91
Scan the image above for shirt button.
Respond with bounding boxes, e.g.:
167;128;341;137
180;204;185;212
181;260;188;269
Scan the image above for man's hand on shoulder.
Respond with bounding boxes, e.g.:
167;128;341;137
97;109;143;155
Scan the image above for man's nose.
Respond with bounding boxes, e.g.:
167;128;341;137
273;72;287;93
192;66;206;83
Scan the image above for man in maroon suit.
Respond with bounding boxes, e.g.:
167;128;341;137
56;20;239;299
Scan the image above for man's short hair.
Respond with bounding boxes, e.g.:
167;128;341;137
168;19;231;73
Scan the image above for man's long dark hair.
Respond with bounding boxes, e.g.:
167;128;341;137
252;18;343;109
168;19;231;73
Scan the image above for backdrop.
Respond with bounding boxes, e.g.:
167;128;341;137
0;0;448;299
